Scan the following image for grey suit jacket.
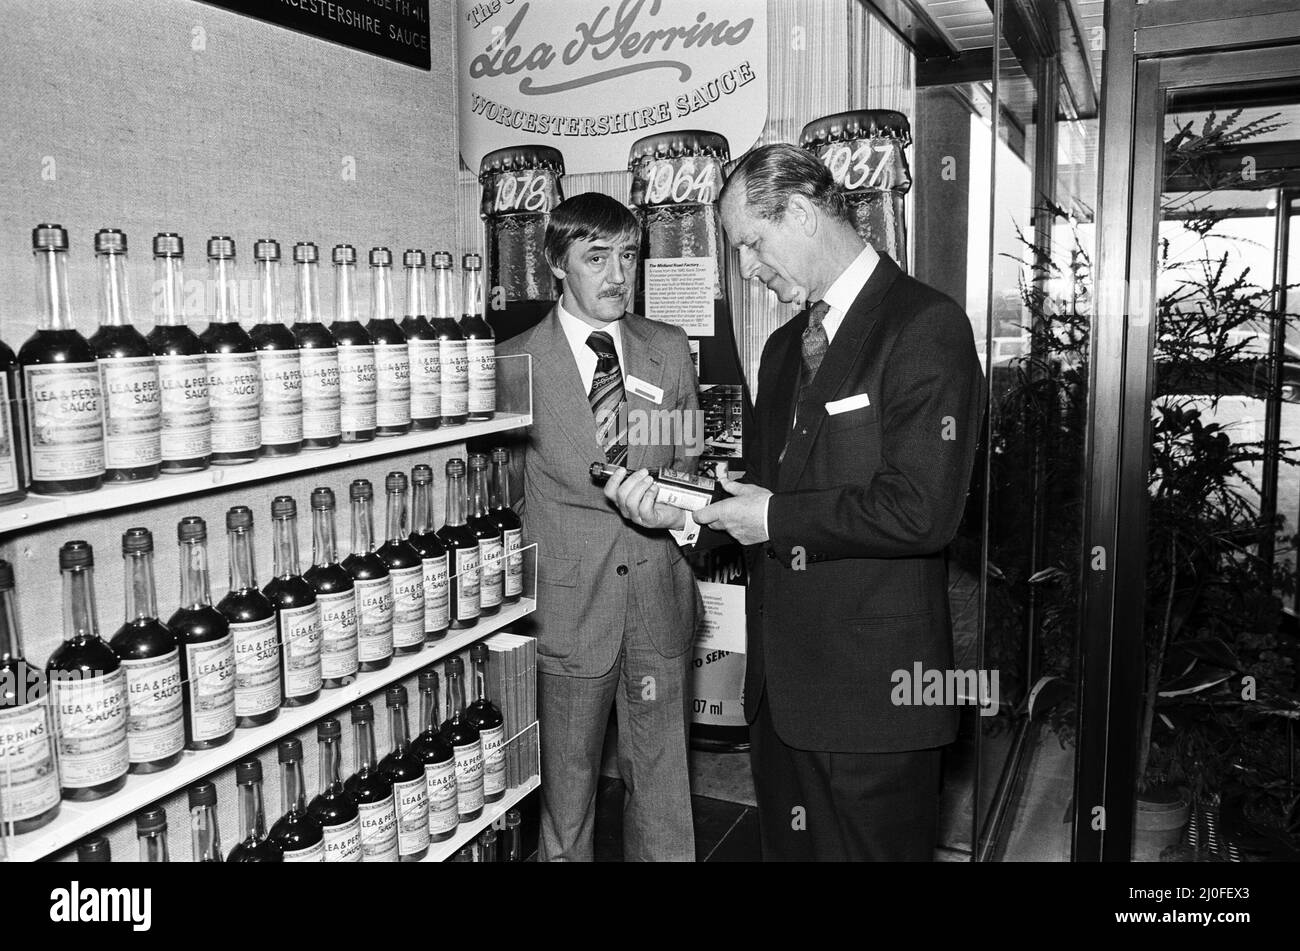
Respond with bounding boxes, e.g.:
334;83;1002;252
497;308;704;677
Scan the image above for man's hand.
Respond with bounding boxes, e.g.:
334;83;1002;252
603;467;688;531
694;475;772;545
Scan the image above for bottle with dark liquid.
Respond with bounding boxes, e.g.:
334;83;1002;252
110;528;184;774
268;738;325;861
47;541;128;801
589;461;721;511
330;244;376;442
265;496;322;707
219;506;280;727
200;236;261;464
410;463;450;641
367;248;411;436
304;487;358;689
308;717;361;862
250;238;303;457
136;807;169;862
0;330;28;505
20;224;105;494
379;685;430;862
227;759;283;862
0;558;60;833
490;447;524;604
467;641;506;803
343;479;393;672
401;249;440;429
147;233;211;472
77;835;111;863
411;669;458;841
441;656;483;822
437;458;480;629
189;780;223;862
380;471;424;656
292;242;341;450
430;251;467;426
345;701;399;863
468;453;503;617
461;252;496;422
168;517;236;749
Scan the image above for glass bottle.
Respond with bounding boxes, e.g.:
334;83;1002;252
411;669;458;842
264;496;322;707
343;479;393;671
189;780;223;862
460;252;496;421
367;248;411;436
430;251;467;426
110;528;184;774
503;809;523;862
90;228;162;482
467;641;506;802
136;807;169;862
330;244;376;442
379;685;430;861
77;835;111;862
227;759;283;862
0;328;28;505
250;238;303;457
410;464;449;641
480;827;498;862
200;236;261;464
292;241;341;449
490;447;524;604
218;506;280;727
304;487;358;688
46;541;128;800
344;702;399;862
147;232;211;473
19;224;104;494
168;516;236;749
0;558;60;834
400;249;440;430
441;656;483;822
380;472;424;655
268;738;325;861
308;718;361;862
468;453;503;617
437;458;480;629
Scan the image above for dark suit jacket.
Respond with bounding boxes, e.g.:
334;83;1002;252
496;309;704;678
714;253;985;754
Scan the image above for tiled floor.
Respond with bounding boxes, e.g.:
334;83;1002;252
594;773;761;861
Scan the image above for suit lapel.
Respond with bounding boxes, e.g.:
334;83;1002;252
532;310;606;461
760;317;803;486
618;314;666;472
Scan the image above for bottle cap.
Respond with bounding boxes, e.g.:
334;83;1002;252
271;495;296;519
481;827;497;843
626;130;731;167
310;486;335;511
418;670;439;692
94;228;128;255
293;241;319;264
277;738;303;763
478;145;566;177
136;807;167;834
349;479;373;502
467;453;488;470
350;702;373;724
470;642;489;663
188;781;217;808
369;247;392;267
226;505;253;531
206;235;236;260
153;232;184;258
505;809;521;829
385;471;407;494
431;251;453;269
798;109;912;148
445;458;465;477
332;244;356;265
490;447;510;464
411;464;433;486
235;759;262;784
59;540;93;570
445;656;464;676
402;249;426;268
385;685;408;708
253;238;281;262
122;527;153;555
589;462;610;479
317;717;341;740
77;835;111;862
462;252;482;271
178;516;207;543
0;559;13;590
32;224;69;251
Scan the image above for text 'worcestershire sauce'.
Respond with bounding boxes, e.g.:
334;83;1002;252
292;242;341;449
264;496;322;708
304;487;358;688
343;479;393;671
200;237;260;465
401;250;440;430
147;233;211;472
367;248;411;436
218;506;280;727
251;239;303;457
330;244;376;443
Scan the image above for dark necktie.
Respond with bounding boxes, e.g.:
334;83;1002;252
781;300;832;465
587;331;627;466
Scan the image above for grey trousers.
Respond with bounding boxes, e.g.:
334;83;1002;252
537;605;695;862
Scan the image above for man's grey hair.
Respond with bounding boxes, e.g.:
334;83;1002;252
722;142;853;225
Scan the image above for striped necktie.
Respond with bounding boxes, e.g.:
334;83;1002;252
587;331;627;466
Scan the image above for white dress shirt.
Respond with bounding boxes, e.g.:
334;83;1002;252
556;296;626;394
817;244;878;345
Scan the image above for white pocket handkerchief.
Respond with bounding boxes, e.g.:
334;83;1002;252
825;393;871;415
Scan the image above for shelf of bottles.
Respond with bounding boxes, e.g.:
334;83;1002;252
427;771;539;863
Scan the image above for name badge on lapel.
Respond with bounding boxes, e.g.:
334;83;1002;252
625;375;664;405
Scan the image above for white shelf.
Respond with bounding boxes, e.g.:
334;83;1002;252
3;598;536;862
421;773;540;862
0;413;531;536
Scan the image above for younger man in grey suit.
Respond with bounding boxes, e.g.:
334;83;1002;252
497;192;703;861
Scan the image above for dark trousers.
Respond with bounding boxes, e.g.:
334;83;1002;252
749;690;942;861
